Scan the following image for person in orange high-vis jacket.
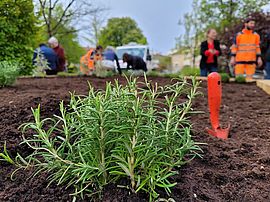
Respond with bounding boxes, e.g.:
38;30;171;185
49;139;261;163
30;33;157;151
230;18;263;81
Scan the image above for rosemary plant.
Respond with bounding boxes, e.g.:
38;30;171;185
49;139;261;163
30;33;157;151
20;76;202;201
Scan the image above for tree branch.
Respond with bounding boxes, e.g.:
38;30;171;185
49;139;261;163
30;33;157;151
52;0;60;10
51;0;76;33
39;0;50;35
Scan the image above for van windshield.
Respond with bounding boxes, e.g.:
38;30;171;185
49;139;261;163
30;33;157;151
116;48;146;59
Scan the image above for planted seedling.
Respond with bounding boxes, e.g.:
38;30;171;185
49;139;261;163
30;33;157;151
0;141;14;164
235;75;246;83
220;73;230;83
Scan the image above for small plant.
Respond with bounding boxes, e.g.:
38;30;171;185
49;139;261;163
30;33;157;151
146;70;161;77
220;73;230;83
163;72;181;78
57;72;79;77
0;61;20;87
235;75;246;83
32;48;50;76
180;66;200;76
0;141;15;164
20;75;202;201
67;63;79;73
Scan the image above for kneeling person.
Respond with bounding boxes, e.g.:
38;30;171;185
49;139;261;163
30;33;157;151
102;46;122;75
33;43;59;75
123;53;147;72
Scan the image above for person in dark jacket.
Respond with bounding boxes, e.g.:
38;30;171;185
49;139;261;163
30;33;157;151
200;29;221;76
103;46;122;75
33;43;59;75
48;37;66;72
264;33;270;79
122;53;147;72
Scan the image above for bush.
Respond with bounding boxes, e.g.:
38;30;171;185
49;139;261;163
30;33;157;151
67;63;79;73
0;61;20;87
220;73;230;83
235;75;246;83
21;76;202;200
0;0;36;75
180;66;200;76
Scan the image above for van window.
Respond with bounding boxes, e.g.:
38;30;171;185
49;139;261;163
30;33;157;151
116;48;146;59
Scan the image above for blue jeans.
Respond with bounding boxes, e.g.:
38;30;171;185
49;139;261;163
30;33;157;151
265;62;270;79
200;64;218;77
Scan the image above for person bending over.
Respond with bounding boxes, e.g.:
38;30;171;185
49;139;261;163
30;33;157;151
122;53;147;72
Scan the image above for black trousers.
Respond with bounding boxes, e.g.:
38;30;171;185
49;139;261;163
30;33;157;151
45;69;58;75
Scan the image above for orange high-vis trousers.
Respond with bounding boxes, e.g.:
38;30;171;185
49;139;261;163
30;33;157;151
235;64;256;79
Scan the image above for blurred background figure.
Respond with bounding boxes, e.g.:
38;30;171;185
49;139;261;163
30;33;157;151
230;18;262;81
33;43;59;75
48;37;66;72
103;46;122;75
199;29;221;77
122;53;147;72
264;32;270;79
93;45;105;77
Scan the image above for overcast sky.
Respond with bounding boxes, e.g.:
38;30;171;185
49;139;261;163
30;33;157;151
91;0;192;54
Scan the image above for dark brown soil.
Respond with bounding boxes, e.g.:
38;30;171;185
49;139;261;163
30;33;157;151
0;76;270;202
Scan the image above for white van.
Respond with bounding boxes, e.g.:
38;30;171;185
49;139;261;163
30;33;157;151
116;43;158;70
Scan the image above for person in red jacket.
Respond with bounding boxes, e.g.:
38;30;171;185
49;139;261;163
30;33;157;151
199;29;221;76
48;37;66;72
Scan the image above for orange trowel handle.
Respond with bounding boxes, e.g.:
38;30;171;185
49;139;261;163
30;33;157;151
207;72;222;130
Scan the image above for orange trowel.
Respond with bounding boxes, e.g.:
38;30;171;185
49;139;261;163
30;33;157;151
206;72;230;139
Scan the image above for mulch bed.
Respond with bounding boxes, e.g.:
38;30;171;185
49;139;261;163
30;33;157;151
0;76;269;202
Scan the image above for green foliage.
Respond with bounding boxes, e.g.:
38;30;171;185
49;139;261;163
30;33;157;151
177;0;269;54
0;61;20;87
99;17;147;47
67;63;79;74
153;55;172;70
33;5;86;65
0;0;36;75
235;75;246;83
146;71;162;77
180;66;200;76
55;26;85;65
21;76;202;200
220;73;230;83
198;0;268;32
0;141;15;164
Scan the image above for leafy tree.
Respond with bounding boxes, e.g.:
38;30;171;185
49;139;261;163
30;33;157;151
177;0;202;67
98;17;147;47
83;10;106;47
56;30;85;65
34;0;105;38
176;0;269;68
34;5;85;65
220;12;270;62
0;0;36;75
199;0;269;32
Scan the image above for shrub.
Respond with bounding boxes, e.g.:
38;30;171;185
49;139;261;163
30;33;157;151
220;73;230;83
67;63;79;73
0;61;20;87
21;76;202;200
235;75;246;83
180;66;200;76
0;0;36;75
